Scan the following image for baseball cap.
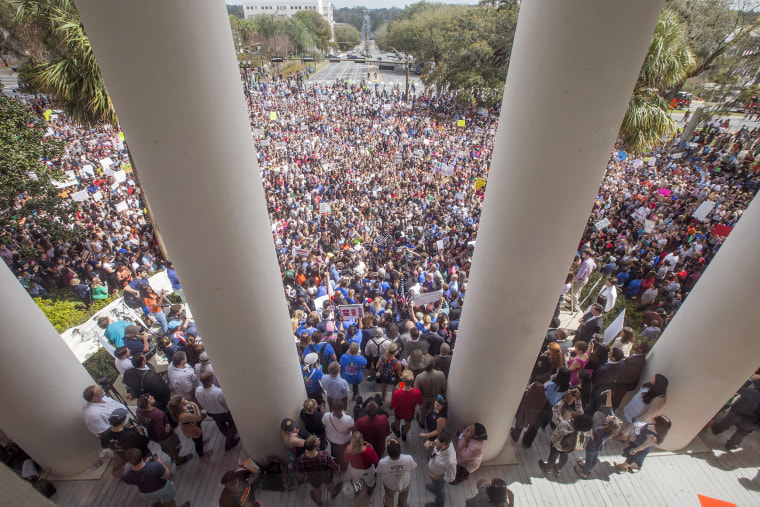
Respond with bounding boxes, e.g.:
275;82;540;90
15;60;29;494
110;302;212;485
280;418;296;431
304;353;318;366
109;407;128;425
168;320;182;330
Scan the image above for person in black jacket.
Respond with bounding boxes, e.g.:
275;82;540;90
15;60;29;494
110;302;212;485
711;374;760;451
574;304;603;344
124;354;171;412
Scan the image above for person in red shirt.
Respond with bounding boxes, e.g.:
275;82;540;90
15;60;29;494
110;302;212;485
391;370;423;442
343;431;379;496
354;400;391;458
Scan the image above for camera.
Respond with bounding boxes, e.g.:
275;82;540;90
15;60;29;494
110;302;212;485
98;377;113;392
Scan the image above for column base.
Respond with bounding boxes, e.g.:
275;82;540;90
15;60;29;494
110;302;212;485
482;439;518;466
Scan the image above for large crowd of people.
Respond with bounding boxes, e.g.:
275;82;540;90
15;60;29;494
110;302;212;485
4;67;760;505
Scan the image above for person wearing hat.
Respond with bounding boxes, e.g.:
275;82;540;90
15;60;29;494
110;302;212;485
280;417;306;469
100;407;150;478
194;351;219;387
219;462;262;507
123;324;150;356
303;352;325;409
451;423;488;484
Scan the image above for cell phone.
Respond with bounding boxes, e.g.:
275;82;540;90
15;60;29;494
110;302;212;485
152;454;158;461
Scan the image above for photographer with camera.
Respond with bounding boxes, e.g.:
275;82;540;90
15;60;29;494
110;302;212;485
122;448;190;507
100;408;150;478
123;325;156;360
538;388;593;477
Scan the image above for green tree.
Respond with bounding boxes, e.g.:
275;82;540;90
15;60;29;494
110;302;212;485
293;10;332;53
619;11;696;154
0;94;81;252
334;25;361;51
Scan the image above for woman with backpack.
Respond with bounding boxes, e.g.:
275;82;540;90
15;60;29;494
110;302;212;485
376;343;403;400
302;331;337;373
303;353;325;409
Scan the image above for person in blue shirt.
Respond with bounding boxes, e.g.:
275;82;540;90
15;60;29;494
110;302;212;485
339;343;367;399
296;316;317;338
302;332;337;368
97;316;130;348
624;275;642;299
166;261;185;303
303;353;325;408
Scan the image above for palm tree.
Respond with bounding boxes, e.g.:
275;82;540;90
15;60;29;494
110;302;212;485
619;10;696;154
14;0;168;259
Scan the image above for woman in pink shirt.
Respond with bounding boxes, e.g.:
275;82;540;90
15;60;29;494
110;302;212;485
452;423;488;484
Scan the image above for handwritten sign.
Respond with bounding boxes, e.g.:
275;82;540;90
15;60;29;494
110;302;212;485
113;170;127;183
82;164;95;176
594;218;611;230
692;200;715;223
644;219;655;233
413;150;423;159
275;141;286;150
436;239;444;250
457;119;465;127
455;191;465;200
270;112;277;120
658;188;671;197
473;127;484;135
338;305;364;319
115;201;129;213
412;290;443;306
475;177;487;190
92;191;103;202
253;128;264;136
71;190;89;202
293;247;310;257
319;202;331;216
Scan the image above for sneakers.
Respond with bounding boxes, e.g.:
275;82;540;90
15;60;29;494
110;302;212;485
391;422;401;437
538;460;551;476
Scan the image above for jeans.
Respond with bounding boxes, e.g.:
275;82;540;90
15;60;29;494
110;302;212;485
152;309;169;334
583;449;600;475
547;444;568;470
430;479;446;507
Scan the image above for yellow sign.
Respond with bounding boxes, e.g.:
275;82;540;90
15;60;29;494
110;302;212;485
122;162;133;173
118;132;125;140
43;109;52;121
270;112;277;120
475;177;487;190
457;119;465;127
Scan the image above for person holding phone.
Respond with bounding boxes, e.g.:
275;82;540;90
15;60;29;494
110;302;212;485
122;448;189;507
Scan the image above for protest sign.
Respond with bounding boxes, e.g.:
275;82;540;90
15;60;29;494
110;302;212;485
413;150;423;159
455;191;465;200
339;305;364;319
658;188;672;197
632;207;649;222
115;201;129;213
644;220;655;233
475;177;487;190
473;127;484;135
275;142;286;149
412;290;443;306
711;224;733;238
441;165;454;176
692;200;715;222
319;202;331;215
458;150;468;158
270;112;277;120
122;163;132;173
253;128;264;136
456;119;465;127
670;152;682;159
293;247;310;257
43;109;52;121
603;309;626;344
594;218;610;230
114;170;127;183
82;164;95;176
92;191;103;202
118;132;125;140
259;139;270;146
395;152;403;163
383;104;392;111
436;239;444;250
100;157;113;172
71;190;89;202
617;151;628;161
648;157;657;166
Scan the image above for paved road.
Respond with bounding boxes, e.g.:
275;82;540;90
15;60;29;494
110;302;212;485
305;60;423;90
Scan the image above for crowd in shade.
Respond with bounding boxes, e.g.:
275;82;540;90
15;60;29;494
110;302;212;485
5;72;760;505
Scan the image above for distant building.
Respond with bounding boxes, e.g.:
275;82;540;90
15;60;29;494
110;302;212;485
243;1;334;28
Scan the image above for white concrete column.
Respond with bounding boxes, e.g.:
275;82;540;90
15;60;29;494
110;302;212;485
75;0;305;458
640;194;760;451
446;0;665;461
0;265;100;475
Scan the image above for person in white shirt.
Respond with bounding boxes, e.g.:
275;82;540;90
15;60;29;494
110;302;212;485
82;385;130;437
195;371;239;451
425;431;456;507
322;400;354;472
597;276;618;313
377;438;417;507
113;346;133;375
167;351;200;403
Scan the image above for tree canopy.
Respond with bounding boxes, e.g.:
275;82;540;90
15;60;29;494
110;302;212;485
334;25;361;51
0;94;81;250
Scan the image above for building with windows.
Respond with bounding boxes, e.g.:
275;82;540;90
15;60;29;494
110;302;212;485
242;0;334;28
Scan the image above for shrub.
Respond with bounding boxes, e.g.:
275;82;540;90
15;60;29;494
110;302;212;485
35;293;118;333
82;347;119;383
578;271;649;344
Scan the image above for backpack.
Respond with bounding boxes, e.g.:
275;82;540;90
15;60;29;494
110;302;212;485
366;337;382;369
379;358;398;384
353;396;366;419
309;343;331;372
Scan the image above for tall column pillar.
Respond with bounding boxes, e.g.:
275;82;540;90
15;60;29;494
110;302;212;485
640;195;760;451
446;0;665;461
0;265;100;475
76;0;305;458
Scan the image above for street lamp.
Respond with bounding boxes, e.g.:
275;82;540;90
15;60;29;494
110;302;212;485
390;46;409;100
271;8;287;79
